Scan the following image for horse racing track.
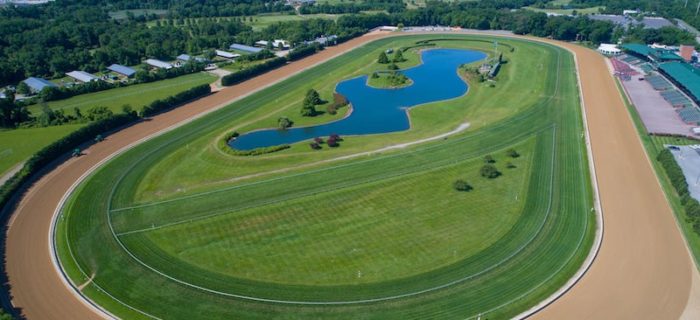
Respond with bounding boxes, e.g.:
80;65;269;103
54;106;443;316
54;35;595;319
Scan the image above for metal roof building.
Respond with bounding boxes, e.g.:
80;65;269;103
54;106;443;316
229;43;263;53
107;64;136;77
177;54;192;61
659;62;700;104
66;70;99;83
23;77;57;92
215;50;241;59
145;59;173;70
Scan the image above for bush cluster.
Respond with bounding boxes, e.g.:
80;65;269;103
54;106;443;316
223;144;291;156
221;57;287;86
140;84;211;117
658;149;700;235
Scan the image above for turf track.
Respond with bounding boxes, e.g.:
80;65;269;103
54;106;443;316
55;35;594;319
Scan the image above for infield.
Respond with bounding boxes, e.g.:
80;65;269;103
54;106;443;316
55;34;594;319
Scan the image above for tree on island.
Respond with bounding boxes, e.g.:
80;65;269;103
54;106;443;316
378;51;389;64
300;89;321;117
393;49;405;63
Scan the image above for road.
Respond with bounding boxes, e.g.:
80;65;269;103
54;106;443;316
5;31;699;319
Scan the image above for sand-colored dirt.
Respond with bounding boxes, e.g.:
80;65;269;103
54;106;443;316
4;31;698;319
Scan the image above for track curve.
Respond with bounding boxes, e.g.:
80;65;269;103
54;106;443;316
5;31;698;319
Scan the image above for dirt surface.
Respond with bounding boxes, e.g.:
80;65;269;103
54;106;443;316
4;31;698;319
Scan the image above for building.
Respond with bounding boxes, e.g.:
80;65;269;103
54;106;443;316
597;43;622;56
23;77;57;93
107;64;136;77
621;43;684;62
680;45;695;63
177;54;192;62
66;70;99;83
303;35;338;46
255;40;290;50
215;50;241;60
145;59;173;70
658;62;700;105
229;43;263;54
623;10;639;16
378;26;399;32
589;15;674;30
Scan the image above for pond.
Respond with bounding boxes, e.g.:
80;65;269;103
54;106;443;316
230;48;487;151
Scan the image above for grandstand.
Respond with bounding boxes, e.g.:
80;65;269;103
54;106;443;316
658;62;700;105
611;58;639;80
639;63;654;74
678;106;700;124
646;75;673;91
660;90;693;108
621;55;642;65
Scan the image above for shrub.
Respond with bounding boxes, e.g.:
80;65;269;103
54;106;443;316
480;164;501;179
223;144;290;156
221;57;287;86
387;63;399;70
310;142;321;150
506;162;516;169
286;43;322;61
278;117;293;129
327;135;339;147
507;149;520;158
484;155;495;163
326;104;337;115
657;148;700;236
453;179;473;192
314;137;324;144
140;84;211;117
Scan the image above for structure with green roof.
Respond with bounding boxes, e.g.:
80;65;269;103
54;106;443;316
621;43;684;62
659;62;700;104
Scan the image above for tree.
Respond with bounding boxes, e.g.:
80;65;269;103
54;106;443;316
480;164;501;179
304;89;322;105
453;179;472;191
484;155;495;163
506;162;516;169
16;82;30;95
506;149;520;158
393;49;404;62
278;116;293;129
377;51;389;64
300;100;317;117
387;63;399;70
327;135;339;147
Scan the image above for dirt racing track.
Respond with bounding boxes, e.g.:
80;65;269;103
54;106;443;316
5;31;700;319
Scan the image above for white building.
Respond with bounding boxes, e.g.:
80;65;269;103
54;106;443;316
255;40;290;50
598;43;622;56
215;50;241;60
66;71;99;83
144;59;173;70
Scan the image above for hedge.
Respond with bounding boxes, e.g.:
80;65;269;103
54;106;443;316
140;84;211;117
286;43;322;61
658;149;700;234
221;57;287;86
0;112;140;211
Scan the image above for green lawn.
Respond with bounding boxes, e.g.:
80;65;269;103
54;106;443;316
0;124;84;177
56;35;594;319
28;72;216;116
131;38;530;201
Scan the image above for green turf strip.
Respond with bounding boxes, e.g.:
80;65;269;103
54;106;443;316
56;35;594;319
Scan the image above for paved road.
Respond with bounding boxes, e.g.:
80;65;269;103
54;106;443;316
5;31;699;319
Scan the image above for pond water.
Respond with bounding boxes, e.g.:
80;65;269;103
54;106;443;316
230;48;486;151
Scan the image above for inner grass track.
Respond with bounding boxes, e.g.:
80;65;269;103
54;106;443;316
55;34;595;319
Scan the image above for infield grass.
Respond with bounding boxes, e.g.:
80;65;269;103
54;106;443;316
56;34;594;319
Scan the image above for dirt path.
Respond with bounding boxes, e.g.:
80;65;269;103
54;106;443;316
4;31;698;319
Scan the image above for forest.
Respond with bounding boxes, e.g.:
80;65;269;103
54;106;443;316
0;0;698;88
